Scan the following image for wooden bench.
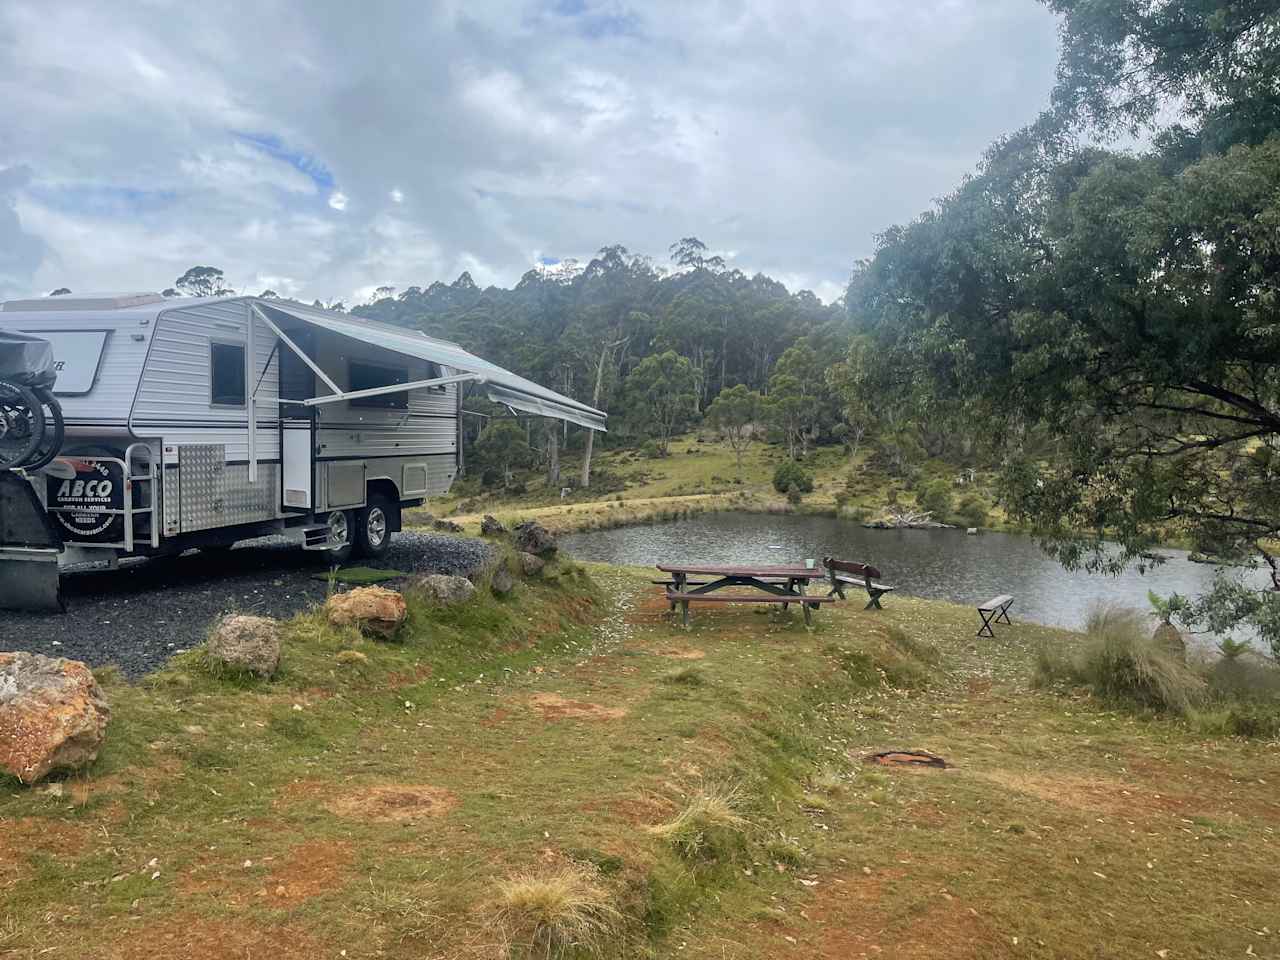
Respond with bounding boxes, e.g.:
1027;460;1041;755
976;594;1014;638
665;588;837;627
822;557;895;610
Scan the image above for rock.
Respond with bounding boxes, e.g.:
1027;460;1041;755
432;518;464;534
513;520;557;557
1153;622;1186;661
207;614;282;678
415;574;476;606
490;565;516;596
966;527;978;535
480;514;507;536
518;552;545;577
325;586;408;639
0;652;110;784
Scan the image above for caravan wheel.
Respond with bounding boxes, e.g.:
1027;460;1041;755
355;494;393;560
325;509;355;564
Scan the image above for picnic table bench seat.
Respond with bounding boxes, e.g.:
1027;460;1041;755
976;594;1015;637
665;587;836;626
822;557;895;609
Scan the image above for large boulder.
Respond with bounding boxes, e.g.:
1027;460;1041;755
518;552;545;577
513;520;557;557
207;614;282;677
0;653;110;784
433;518;464;534
326;586;408;639
416;574;476;607
480;514;507;536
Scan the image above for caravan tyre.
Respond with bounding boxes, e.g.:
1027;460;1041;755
355;495;393;560
325;509;355;564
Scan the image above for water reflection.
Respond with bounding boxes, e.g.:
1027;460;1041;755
561;512;1269;634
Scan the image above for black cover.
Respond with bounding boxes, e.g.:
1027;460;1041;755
0;332;56;390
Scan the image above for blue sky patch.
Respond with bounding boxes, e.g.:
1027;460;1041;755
27;183;178;218
234;132;335;191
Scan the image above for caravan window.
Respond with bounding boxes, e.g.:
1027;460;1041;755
211;342;246;407
349;360;409;409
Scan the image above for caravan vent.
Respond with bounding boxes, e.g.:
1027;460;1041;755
2;292;166;312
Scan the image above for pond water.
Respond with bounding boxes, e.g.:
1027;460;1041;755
560;511;1271;635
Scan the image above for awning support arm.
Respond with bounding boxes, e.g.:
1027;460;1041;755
302;372;482;407
252;304;343;396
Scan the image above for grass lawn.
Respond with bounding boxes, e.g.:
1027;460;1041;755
410;433;1007;538
2;561;1276;959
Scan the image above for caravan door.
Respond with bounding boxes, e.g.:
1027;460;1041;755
281;417;313;510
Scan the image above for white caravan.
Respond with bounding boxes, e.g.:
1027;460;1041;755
0;293;604;610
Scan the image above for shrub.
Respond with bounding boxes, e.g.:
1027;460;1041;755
640;439;664;459
772;461;813;495
786;487;803;505
490;865;622;958
917;480;952;519
955;493;989;528
1034;606;1205;714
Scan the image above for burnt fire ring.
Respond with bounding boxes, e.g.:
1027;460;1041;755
864;750;948;769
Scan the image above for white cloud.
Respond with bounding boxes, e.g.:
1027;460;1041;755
0;0;1060;304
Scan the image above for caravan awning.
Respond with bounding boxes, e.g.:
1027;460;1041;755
257;300;606;431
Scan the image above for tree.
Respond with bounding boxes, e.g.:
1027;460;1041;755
49;288;70;296
623;351;696;456
851;0;1280;655
472;420;534;484
372;285;396;302
827;336;877;460
174;266;234;298
162;288;178;297
706;384;762;477
259;288;280;299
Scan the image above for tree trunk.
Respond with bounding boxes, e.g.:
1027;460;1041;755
580;338;620;489
546;423;560;487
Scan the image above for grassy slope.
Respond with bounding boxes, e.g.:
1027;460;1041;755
410;433;1007;536
3;561;1277;959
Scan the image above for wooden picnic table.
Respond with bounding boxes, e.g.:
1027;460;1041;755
656;562;836;626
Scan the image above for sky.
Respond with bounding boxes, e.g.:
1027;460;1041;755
0;0;1060;306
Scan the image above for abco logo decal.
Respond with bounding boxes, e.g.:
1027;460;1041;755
47;459;123;538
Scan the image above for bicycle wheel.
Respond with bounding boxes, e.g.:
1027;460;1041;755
23;388;64;471
0;380;44;469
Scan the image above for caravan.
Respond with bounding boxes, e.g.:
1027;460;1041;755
0;293;604;610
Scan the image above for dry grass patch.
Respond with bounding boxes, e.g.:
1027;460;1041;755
648;783;750;860
527;692;627;721
325;784;458;822
489;863;623;959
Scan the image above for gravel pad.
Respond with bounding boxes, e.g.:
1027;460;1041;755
0;531;493;678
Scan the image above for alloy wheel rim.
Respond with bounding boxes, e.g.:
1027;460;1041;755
367;507;387;546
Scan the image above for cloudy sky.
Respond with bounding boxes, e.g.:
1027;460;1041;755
0;1;1059;305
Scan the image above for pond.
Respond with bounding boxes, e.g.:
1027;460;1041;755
560;511;1271;635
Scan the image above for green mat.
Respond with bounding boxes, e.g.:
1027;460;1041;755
310;566;409;585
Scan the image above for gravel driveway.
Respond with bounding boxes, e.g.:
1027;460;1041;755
0;531;493;678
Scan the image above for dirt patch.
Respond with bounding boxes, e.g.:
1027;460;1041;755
528;692;628;721
265;839;353;904
386;663;433;691
580;793;677;826
974;769;1190;819
105;916;328;960
0;816;90;869
658;647;706;660
326;784;458;822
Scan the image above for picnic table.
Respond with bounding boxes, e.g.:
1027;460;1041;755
656;562;837;626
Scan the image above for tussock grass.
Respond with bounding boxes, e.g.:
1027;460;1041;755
649;784;750;860
489;865;622;959
1035;605;1205;714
